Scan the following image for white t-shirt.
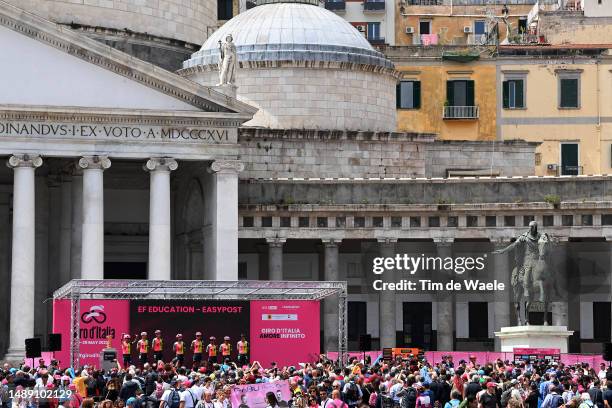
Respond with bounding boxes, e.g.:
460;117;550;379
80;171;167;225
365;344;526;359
182;388;200;408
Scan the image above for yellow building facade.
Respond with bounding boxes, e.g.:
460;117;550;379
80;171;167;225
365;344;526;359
498;48;612;176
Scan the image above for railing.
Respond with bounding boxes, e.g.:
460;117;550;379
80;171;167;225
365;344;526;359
467;33;489;45
412;33;439;46
363;0;385;11
442;105;479;119
407;0;442;4
367;37;386;45
325;0;346;10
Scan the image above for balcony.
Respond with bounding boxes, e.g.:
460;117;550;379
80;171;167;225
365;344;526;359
407;0;442;4
442;105;479;119
363;0;385;11
324;0;346;11
367;37;386;45
412;33;438;46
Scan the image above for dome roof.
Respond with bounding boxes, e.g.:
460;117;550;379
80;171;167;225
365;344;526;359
183;2;393;69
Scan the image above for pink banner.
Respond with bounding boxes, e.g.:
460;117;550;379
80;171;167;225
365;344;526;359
250;300;320;367
53;299;130;368
230;380;291;408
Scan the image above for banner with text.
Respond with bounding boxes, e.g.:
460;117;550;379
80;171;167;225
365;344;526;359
230;380;292;408
250;301;320;367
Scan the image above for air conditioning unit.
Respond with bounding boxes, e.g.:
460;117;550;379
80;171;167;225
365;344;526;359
547;164;558;171
405;26;415;34
463;26;473;33
356;25;365;32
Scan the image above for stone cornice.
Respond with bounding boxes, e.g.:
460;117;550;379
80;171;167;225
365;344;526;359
238;127;436;143
0;105;245;128
178;60;402;79
0;0;257;117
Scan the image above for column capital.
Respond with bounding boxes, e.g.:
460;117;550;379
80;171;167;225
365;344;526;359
322;238;341;248
145;157;178;172
6;154;42;169
78;155;111;170
209;160;244;174
266;237;286;247
376;237;398;244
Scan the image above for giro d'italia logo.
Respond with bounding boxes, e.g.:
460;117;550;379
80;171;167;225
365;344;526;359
81;305;107;324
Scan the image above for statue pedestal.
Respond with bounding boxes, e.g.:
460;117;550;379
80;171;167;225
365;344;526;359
213;84;237;98
494;326;573;353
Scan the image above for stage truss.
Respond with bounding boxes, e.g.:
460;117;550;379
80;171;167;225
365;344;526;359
53;279;348;368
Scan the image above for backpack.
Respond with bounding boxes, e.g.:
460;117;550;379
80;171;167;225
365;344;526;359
401;388;418;408
500;389;513;408
368;391;378;407
550;394;563;408
345;383;359;402
168;389;181;408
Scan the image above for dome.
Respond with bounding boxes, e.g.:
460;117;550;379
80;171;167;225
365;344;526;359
183;2;393;69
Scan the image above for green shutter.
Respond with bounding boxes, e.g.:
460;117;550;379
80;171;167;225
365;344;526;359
396;82;401;108
446;81;454;106
466;80;475;106
413;81;421;109
561;78;578;108
502;80;509;109
515;79;524;108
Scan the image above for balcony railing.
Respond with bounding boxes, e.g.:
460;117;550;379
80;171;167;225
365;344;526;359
367;37;386;45
407;0;442;4
412;33;439;46
325;0;346;10
363;0;385;11
442;105;479;119
467;33;489;45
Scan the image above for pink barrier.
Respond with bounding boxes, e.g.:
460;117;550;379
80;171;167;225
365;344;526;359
328;351;606;367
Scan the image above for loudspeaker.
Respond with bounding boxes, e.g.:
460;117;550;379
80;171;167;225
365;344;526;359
603;342;612;361
48;334;61;352
25;338;41;359
358;334;372;351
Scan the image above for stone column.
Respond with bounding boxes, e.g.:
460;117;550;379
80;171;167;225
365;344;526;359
145;158;178;280
435;239;454;351
0;189;12;355
267;238;286;280
378;238;397;349
323;239;340;352
492;239;511;351
552;239;569;326
70;169;83;279
5;154;42;360
79;156;111;280
205;160;244;280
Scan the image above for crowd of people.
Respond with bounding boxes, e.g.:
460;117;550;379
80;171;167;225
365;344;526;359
1;352;611;408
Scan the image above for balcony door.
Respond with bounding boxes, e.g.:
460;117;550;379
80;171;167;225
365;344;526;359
560;143;579;175
447;80;474;107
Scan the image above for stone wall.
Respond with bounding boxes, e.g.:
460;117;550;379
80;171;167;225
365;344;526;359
4;0;215;45
182;63;399;132
238;128;434;179
425;140;537;177
538;11;612;44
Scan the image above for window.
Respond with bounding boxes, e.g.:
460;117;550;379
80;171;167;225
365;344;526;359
280;217;291;227
410;217;421;227
581;215;593;226
348;302;368;341
391;217;402;227
447;216;458;227
446;80;475;106
298;217;310;227
518;18;528;34
486;216;496;227
419;20;431;34
397;81;421;109
503;79;525;109
373;217;384;227
262;216;272;227
469;302;489;339
243;216;254;227
559;76;580;108
336;216;346;228
561;143;579;175
523;215;534;226
543;215;554;227
593;302;611;340
367;22;381;40
562;215;573;226
354;217;365;228
317;217;328;228
429;216;440;227
467;216;478;227
474;20;486;35
603;214;612;225
504;216;515;227
218;0;233;20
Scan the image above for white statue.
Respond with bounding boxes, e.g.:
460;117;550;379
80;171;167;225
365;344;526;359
217;34;237;86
